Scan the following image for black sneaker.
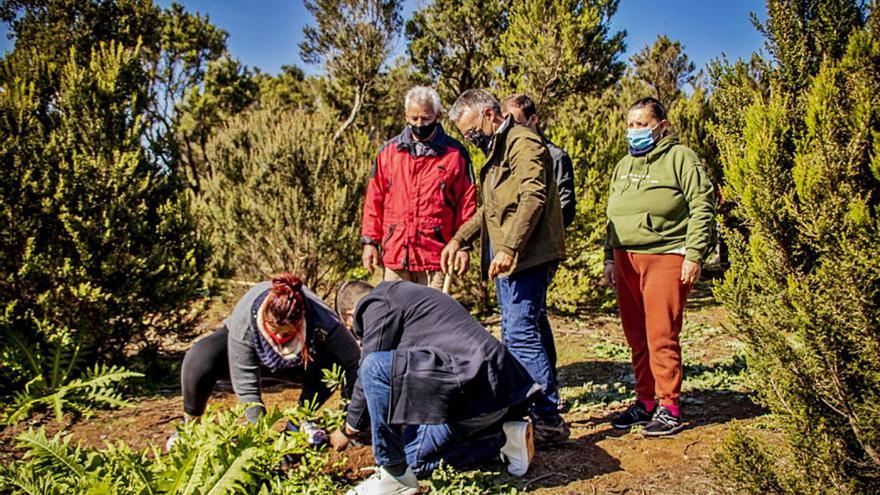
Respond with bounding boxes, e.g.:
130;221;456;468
642;406;685;437
533;417;570;445
611;401;654;430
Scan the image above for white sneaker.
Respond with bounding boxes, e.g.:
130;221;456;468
345;466;420;495
499;420;534;476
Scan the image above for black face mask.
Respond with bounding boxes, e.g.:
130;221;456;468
464;114;493;154
410;121;438;141
465;129;492;154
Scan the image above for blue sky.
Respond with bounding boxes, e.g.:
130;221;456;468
1;0;767;76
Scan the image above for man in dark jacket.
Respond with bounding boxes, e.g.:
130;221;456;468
501;94;576;228
361;86;476;289
501;94;575;413
335;281;537;495
442;89;569;444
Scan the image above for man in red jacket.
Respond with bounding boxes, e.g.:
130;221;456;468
361;86;476;289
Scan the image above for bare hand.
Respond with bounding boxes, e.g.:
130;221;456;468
453;251;470;276
488;251;515;279
328;429;350;451
681;260;701;285
362;244;380;273
603;262;616;288
440;239;461;274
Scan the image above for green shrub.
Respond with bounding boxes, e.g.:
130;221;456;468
193;105;373;296
0;41;210;386
424;463;520;495
0;405;347;495
3;329;141;425
0;403;525;494
543;82;632;312
711;3;880;492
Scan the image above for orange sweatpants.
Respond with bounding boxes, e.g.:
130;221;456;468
614;250;691;406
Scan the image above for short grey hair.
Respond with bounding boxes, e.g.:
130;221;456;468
448;89;501;122
404;86;442;113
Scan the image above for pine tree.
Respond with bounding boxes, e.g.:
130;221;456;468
300;0;402;140
631;35;695;105
498;0;625;112
405;0;508;105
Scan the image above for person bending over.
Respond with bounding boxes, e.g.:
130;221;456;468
335;280;539;495
168;273;361;449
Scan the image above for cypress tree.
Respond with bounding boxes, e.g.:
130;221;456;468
712;1;880;492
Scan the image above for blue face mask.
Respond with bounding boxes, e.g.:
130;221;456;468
627;125;659;155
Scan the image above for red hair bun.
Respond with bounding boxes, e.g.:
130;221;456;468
266;273;305;325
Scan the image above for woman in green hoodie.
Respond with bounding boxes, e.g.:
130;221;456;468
602;97;715;436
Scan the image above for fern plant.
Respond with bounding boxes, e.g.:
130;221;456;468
2;330;143;425
0;405;348;495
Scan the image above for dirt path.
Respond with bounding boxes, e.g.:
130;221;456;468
0;286;763;494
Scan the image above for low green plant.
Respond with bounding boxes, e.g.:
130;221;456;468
0;405;346;495
682;353;748;392
2;331;142;425
424;462;520;495
589;341;630;360
561;381;632;412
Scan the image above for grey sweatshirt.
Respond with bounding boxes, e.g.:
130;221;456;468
223;282;343;422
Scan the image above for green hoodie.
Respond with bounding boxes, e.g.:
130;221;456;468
604;136;715;263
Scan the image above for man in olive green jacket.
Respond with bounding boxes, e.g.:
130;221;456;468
441;89;568;444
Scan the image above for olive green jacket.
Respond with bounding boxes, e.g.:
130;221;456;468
453;119;565;278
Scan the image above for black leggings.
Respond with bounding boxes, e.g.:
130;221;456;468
181;326;359;417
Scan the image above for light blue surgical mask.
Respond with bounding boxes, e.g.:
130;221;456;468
627;124;659;156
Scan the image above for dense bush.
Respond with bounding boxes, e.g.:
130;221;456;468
543;85;627;312
711;2;880;492
0;40;210;390
193;105;373;295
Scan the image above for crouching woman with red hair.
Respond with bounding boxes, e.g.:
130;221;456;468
167;273;361;449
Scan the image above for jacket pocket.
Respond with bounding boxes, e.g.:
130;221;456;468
609;212;666;247
432;226;445;243
383;224;397;247
439;180;455;210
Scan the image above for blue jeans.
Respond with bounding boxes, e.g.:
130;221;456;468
495;261;561;422
360;351;506;477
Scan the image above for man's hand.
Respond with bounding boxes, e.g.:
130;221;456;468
488;251;515;279
328;429;350;451
440;239;461;274
362;244;380;273
603;262;616;288
453;250;470;276
681;259;701;285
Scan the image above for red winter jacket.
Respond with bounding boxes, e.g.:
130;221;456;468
361;125;477;272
